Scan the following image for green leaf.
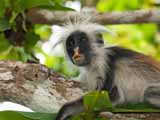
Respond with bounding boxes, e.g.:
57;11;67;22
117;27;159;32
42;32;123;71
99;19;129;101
34;24;52;40
84;91;101;111
19;0;51;10
0;18;11;32
93;91;113;111
4;0;11;8
0;0;5;17
24;29;40;53
0;33;10;52
15;47;32;62
0;111;57;120
0;111;32;120
61;60;79;77
17;111;56;120
5;47;20;60
83;91;113;112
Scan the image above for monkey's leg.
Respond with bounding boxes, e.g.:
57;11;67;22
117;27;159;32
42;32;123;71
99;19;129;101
55;97;84;120
144;86;160;108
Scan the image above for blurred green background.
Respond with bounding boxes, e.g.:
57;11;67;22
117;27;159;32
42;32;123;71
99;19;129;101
1;0;160;77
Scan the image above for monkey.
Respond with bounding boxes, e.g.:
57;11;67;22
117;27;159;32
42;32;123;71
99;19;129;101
55;19;160;120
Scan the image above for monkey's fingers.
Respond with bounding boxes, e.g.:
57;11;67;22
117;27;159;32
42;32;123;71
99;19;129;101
55;106;71;120
55;97;84;120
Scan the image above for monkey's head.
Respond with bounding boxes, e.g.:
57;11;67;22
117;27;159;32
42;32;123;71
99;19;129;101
59;18;112;67
66;30;96;66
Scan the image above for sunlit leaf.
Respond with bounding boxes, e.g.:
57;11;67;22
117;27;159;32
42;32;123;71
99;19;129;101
84;91;101;111
93;91;112;111
5;47;20;60
61;61;79;77
45;56;63;71
83;91;113;112
34;24;52;40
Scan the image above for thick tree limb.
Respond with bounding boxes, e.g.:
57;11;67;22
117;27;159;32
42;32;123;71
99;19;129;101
0;61;85;113
26;9;160;25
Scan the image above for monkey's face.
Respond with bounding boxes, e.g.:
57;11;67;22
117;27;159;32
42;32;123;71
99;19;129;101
66;31;93;66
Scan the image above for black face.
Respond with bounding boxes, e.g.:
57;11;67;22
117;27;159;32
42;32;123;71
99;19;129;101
66;31;93;66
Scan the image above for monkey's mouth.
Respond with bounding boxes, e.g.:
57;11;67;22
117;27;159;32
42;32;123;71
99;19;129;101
72;54;86;66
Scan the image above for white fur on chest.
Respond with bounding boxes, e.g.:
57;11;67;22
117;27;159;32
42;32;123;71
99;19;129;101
78;68;99;90
77;47;108;90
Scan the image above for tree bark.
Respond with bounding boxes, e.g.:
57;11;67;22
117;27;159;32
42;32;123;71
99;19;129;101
26;9;160;25
0;60;85;113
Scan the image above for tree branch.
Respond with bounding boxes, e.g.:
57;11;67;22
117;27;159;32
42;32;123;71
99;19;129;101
0;61;85;113
26;9;160;25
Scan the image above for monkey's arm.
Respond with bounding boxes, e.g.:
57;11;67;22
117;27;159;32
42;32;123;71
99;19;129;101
55;97;84;120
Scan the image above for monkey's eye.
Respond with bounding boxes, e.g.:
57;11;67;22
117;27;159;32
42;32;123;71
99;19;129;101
80;37;86;42
69;40;75;46
96;39;104;44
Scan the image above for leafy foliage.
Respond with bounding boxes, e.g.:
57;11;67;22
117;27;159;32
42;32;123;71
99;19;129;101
0;0;71;62
71;91;160;120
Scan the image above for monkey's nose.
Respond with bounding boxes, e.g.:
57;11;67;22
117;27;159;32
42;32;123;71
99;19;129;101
73;47;81;60
73;47;85;61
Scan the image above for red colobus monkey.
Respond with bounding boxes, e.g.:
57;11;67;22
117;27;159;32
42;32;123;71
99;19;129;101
55;19;160;120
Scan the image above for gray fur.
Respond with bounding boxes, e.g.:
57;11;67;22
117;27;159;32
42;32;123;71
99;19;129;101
59;19;160;105
113;58;160;105
56;19;160;120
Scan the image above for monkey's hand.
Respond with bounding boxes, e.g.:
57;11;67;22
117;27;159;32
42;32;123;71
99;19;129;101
55;97;84;120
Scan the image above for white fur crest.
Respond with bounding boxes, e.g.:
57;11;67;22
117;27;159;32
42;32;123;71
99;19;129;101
53;17;113;48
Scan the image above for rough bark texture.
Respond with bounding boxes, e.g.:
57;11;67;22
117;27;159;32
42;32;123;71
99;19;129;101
26;8;160;25
0;61;160;120
0;60;85;113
